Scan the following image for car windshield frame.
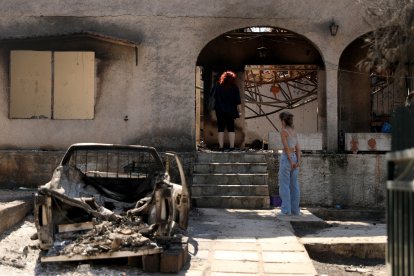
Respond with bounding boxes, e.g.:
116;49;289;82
60;143;165;173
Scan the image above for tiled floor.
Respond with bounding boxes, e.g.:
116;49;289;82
182;208;318;276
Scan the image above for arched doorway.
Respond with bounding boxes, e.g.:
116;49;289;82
338;33;406;151
195;26;325;150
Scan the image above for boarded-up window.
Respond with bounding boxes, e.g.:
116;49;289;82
9;50;95;119
10;51;52;118
54;52;95;119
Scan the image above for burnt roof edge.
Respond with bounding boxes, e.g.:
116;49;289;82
0;31;140;47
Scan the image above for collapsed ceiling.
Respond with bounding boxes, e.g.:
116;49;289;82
244;65;318;131
197;27;324;69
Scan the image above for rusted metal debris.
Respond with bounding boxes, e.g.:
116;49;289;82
48;217;157;258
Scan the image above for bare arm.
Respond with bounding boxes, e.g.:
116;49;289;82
295;142;301;168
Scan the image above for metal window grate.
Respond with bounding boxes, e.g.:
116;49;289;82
67;149;163;179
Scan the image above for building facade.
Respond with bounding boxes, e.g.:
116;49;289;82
0;1;396;208
0;0;381;151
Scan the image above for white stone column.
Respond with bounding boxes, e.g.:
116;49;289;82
326;64;339;152
236;71;246;148
317;70;327;150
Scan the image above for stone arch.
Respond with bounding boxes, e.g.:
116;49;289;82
338;31;406;150
195;26;327;150
197;26;324;70
338;34;372;135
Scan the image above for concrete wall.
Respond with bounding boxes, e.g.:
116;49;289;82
0;0;372;152
0;39;153;149
300;153;386;208
0;151;64;188
268;132;323;151
0;150;385;209
266;152;386;208
345;133;391;152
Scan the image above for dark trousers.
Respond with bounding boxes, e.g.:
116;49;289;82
216;111;235;132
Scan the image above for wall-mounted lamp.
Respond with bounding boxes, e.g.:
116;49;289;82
257;37;269;58
257;46;269;58
329;21;339;36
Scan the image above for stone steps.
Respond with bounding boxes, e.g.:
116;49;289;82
194;163;267;174
191;196;270;209
197;152;266;163
192;184;269;196
191;152;270;209
193;173;267;185
0;200;33;235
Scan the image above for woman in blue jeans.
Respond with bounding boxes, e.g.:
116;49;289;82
279;112;301;215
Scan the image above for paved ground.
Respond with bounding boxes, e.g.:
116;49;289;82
300;220;386;244
0;208;318;275
0;199;387;275
185;208;318;275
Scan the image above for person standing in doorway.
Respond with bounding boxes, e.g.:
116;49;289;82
278;112;301;215
214;71;242;151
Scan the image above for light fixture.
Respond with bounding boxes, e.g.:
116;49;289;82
257;46;268;58
329;20;339;36
257;37;268;58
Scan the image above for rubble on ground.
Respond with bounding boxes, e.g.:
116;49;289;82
46;217;158;257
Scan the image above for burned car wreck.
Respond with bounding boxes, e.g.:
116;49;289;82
34;143;189;270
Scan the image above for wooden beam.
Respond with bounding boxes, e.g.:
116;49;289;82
41;248;163;263
143;253;161;273
58;222;94;233
160;244;188;273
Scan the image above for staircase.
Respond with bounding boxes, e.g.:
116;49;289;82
191;151;270;209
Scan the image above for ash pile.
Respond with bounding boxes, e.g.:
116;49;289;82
47;216;175;257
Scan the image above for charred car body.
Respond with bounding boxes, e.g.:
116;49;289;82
34;143;189;261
